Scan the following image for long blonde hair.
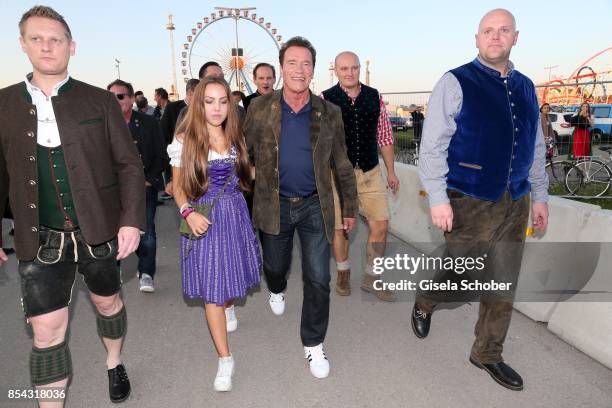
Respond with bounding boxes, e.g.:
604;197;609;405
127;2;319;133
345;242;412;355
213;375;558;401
176;77;251;200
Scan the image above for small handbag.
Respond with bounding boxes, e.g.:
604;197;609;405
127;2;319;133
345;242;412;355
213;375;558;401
179;173;233;239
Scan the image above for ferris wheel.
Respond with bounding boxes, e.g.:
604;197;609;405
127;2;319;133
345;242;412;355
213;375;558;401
180;7;283;94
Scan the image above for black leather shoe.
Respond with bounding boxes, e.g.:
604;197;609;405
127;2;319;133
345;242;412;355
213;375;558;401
411;303;432;338
108;364;131;403
2;247;15;255
469;357;523;391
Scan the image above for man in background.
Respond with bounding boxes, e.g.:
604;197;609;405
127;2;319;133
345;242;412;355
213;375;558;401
243;62;276;110
152;87;168;121
134;90;154;115
322;51;400;301
107;79;167;293
160;79;199;198
411;106;425;142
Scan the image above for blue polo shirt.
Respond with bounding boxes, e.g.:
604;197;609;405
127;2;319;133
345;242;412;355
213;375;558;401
279;96;317;197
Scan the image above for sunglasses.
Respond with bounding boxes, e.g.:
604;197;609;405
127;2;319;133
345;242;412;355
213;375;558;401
115;93;130;100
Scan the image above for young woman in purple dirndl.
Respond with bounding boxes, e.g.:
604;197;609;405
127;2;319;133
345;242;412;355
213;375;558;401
168;77;261;392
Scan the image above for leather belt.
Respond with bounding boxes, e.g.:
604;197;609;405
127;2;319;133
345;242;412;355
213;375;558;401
280;190;318;202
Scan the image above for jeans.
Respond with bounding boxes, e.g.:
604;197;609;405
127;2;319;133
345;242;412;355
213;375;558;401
136;186;158;278
260;195;331;346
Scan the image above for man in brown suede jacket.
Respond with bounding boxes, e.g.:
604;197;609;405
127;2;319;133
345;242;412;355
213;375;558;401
0;6;144;406
244;36;357;379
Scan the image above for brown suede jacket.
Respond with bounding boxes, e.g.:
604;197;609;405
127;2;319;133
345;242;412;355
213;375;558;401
0;78;145;260
244;90;358;242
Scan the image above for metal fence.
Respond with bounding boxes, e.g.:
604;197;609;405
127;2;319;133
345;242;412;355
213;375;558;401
381;91;431;166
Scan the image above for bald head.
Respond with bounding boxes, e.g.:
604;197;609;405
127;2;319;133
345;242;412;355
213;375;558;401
334;51;360;67
475;8;519;73
334;51;361;90
478;8;516;33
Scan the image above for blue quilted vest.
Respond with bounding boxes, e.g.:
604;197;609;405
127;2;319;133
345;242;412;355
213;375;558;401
447;58;540;202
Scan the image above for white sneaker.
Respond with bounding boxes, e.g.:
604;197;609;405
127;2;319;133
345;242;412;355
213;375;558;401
304;343;330;379
213;355;234;392
139;273;154;293
225;305;237;332
268;292;285;316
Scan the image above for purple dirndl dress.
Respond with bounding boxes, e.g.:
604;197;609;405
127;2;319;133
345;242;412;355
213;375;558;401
180;146;261;305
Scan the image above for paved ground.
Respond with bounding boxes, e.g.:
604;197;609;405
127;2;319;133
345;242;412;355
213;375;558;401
1;203;611;408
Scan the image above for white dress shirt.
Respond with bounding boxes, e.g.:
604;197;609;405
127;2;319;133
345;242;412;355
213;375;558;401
24;73;70;148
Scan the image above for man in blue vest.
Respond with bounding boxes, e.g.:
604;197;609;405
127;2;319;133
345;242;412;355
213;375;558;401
414;9;548;391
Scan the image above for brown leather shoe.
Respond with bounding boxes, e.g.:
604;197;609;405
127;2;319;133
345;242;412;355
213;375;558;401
335;269;351;296
360;273;397;302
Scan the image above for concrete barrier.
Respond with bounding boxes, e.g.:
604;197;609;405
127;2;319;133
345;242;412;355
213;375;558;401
547;210;612;369
382;163;443;253
384;160;612;368
514;197;600;322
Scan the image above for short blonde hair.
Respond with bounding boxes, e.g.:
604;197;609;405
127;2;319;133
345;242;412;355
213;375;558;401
19;5;72;40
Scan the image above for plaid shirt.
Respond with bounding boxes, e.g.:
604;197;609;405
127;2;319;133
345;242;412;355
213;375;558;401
321;84;394;147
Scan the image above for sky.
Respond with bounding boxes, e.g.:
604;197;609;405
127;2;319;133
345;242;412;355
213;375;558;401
1;0;611;101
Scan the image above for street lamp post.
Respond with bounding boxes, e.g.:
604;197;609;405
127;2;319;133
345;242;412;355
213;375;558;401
544;64;559;81
114;59;121;79
167;14;179;100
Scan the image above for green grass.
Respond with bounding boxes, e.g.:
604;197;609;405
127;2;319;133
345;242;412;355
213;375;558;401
548;182;612;210
393;129;416;153
548;184;568;196
393;129;415;142
549;185;612;210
